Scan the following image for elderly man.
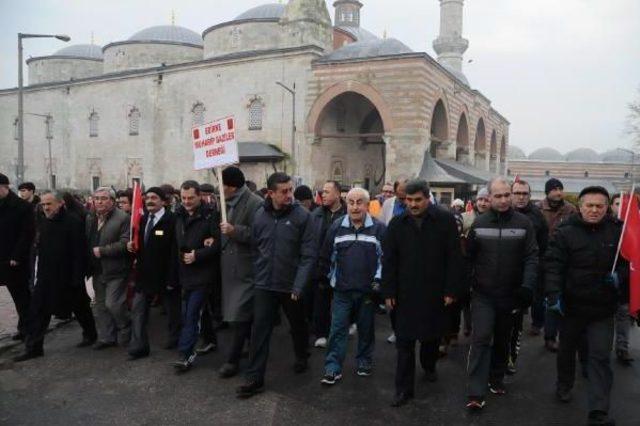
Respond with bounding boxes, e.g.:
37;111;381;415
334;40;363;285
465;177;538;410
318;188;386;385
0;173;35;341
13;191;97;362
546;186;626;426
382;179;463;407
86;186;132;350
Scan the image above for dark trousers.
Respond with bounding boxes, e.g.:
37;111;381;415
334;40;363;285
531;295;545;329
509;310;524;364
200;291;218;345
163;287;182;346
6;273;31;336
395;337;439;395
227;321;252;365
129;290;152;355
245;289;309;383
557;315;614;413
25;284;96;353
177;289;206;357
467;295;514;398
545;309;561;342
313;283;332;338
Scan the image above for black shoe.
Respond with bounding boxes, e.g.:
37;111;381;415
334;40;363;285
616;349;634;365
195;342;217;355
506;359;517;375
356;366;372;377
12;350;44;363
218;363;239;379
127;351;150;361
293;358;308;374
466;397;486;411
236;380;264;399
391;392;413;408
321;372;343;385
424;369;438;383
489;381;507;396
11;333;25;341
76;338;97;348
556;387;572;403
92;341;117;350
588;410;615;426
171;353;196;373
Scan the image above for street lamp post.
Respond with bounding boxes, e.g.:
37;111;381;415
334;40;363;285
17;33;70;184
276;81;296;176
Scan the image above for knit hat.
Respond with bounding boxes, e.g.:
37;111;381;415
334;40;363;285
477;188;490;199
578;186;610;200
18;182;35;191
145;186;167;201
200;183;215;194
452;198;464;208
294;185;313;201
221;166;246;189
0;173;9;185
545;178;563;195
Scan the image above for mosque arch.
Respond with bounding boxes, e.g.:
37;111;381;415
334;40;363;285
499;135;507;174
490;130;498;172
474;117;486;168
455;112;470;163
429;99;449;158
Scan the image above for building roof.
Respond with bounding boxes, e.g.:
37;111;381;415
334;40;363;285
522;176;618;195
528;147;563;161
565;148;599;163
600;148;634;163
435;158;495;185
127;25;203;47
441;63;469;86
418;151;466;184
54;44;103;60
234;3;286;20
238;142;285;162
335;26;378;42
319;38;412;61
508;145;526;160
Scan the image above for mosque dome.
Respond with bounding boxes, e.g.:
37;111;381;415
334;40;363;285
234;3;286;21
528;147;562;161
26;43;104;85
335;26;378;43
318;38;412;62
564;148;599;163
600;148;634;163
507;145;526;160
52;44;103;60
128;25;203;47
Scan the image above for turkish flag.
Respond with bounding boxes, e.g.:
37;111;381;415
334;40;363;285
465;200;474;213
619;193;640;317
130;181;144;252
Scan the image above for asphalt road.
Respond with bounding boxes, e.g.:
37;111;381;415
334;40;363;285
1;306;639;426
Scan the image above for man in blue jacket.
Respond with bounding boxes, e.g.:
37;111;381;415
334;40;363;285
317;188;385;385
236;172;316;398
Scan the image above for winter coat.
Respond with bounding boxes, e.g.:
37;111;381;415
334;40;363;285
544;214;628;318
32;208;86;316
311;201;347;282
319;214;386;293
517;202;549;293
0;191;35;285
382;205;463;340
134;209;176;295
220;186;263;322
86;207;131;280
537;198;577;237
251;199;316;296
172;204;220;292
466;208;539;310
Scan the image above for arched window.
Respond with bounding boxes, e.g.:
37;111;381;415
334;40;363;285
192;102;205;127
331;160;344;183
128;107;141;136
89;111;99;137
248;98;263;131
584;171;589;178
336;102;346;133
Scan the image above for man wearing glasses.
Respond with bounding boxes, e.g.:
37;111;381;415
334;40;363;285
465;177;538;411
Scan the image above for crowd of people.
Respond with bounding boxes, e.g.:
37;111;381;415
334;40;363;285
0;169;637;426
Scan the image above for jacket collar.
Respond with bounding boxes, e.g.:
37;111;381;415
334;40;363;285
340;213;374;229
488;207;514;222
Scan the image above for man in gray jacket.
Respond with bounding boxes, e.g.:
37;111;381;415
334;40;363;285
86;187;131;349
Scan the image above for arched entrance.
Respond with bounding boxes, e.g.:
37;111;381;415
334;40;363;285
455;112;469;164
474;118;486;169
500;136;507;174
430;99;449;159
490;130;498;173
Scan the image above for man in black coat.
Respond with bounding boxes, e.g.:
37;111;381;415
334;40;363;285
236;172;316;399
13;191;97;362
0;173;35;341
126;187;177;360
545;186;626;426
382;179;463;408
465;177;538;411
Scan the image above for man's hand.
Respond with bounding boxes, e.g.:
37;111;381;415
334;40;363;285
385;298;396;310
183;250;196;265
93;247;101;258
220;222;235;236
444;296;455;306
9;260;19;267
291;292;300;301
126;241;136;253
203;237;215;247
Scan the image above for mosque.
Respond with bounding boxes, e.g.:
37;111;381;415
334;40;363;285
0;0;509;202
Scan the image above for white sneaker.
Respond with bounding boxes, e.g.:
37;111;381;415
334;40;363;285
314;337;327;348
387;333;396;344
349;324;357;336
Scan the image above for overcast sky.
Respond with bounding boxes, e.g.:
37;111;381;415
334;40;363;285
1;0;639;154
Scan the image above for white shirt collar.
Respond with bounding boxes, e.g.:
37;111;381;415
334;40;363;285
148;207;165;226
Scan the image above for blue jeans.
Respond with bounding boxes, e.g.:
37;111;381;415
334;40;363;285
178;289;206;357
324;290;375;375
545;309;561;342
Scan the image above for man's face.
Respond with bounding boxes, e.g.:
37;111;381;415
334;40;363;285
580;193;608;224
222;185;237;200
0;185;8;199
476;196;490;213
395;183;407;205
181;188;201;213
19;188;34;201
40;193;62;218
406;191;430;217
322;182;340;207
117;196;131;213
381;185;394;200
512;183;531;210
548;188;564;202
93;191;114;215
490;181;512;213
268;181;293;209
201;192;213;204
347;192;367;224
611;197;621;217
144;192;163;214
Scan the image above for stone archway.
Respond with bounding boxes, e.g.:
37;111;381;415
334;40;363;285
430;99;449;159
499;135;507;174
490;130;498;173
474;118;486;169
455;112;470;164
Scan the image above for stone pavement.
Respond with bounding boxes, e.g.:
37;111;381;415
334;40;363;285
0;306;639;426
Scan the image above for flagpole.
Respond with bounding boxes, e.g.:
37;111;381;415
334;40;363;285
612;183;636;273
129;180;138;244
217;166;228;224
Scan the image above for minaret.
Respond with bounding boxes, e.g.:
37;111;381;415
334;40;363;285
334;0;363;27
433;0;469;77
281;0;333;51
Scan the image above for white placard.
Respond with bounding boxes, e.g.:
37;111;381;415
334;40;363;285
192;116;239;170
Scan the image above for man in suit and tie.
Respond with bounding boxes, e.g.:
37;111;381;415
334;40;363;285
127;187;177;360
